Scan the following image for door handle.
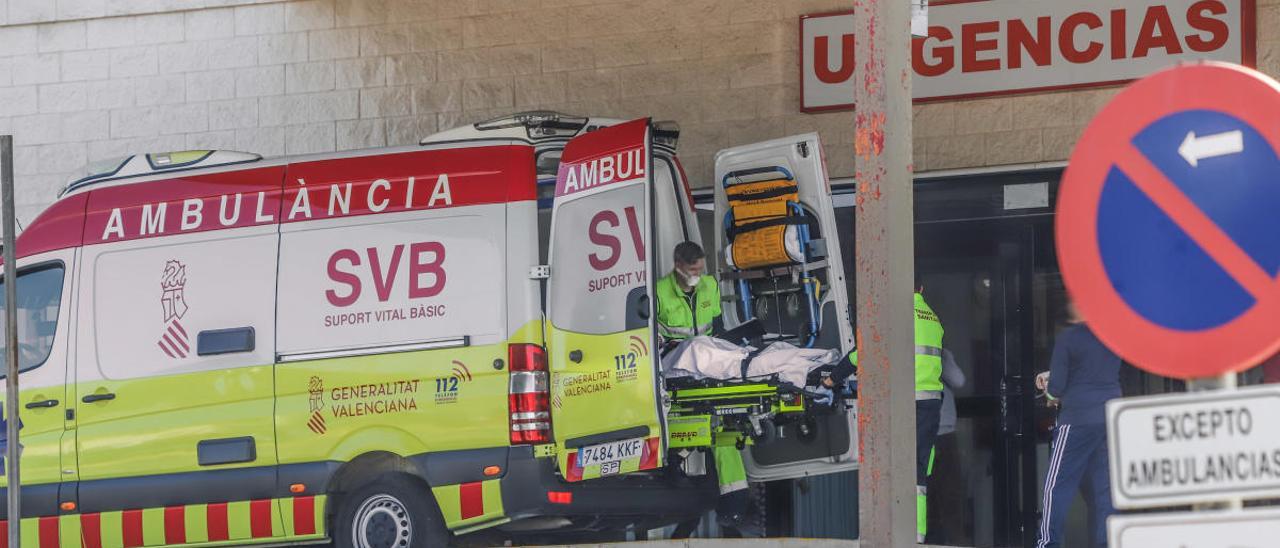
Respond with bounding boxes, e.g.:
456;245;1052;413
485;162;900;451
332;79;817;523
82;393;116;403
25;399;58;409
568;350;583;363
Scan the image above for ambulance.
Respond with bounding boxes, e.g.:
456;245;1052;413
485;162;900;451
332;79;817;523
0;111;858;547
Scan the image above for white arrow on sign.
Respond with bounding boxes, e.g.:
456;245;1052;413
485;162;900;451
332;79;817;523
1178;130;1243;167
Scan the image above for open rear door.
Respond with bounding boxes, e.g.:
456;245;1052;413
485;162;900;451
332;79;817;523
546;119;665;481
714;133;859;481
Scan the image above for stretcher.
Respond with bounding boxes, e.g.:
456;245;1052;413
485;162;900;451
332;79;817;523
660;325;851;465
668;134;858;479
719;166;827;348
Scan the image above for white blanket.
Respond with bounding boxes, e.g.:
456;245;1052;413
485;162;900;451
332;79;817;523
662;336;841;388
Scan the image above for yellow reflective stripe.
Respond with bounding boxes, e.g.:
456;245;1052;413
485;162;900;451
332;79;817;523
432;484;463;524
281;497;297;537
313;495;328;536
185;503;210;544
271;500;284;537
19;517;38;547
227;500;252;540
482;479;504;517
59;514;80;548
142;507;165;546
99;512;124;548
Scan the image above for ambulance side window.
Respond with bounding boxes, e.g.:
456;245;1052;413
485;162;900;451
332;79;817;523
652;159;687;276
0;264;66;373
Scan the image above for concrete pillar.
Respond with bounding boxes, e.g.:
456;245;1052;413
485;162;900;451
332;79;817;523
853;0;917;544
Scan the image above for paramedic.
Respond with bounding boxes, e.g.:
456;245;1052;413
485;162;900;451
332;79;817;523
1034;301;1120;548
824;287;945;543
655;241;722;342
655;241;755;537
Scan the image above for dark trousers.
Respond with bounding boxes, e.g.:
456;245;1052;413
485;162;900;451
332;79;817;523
1038;422;1114;548
916;399;942;486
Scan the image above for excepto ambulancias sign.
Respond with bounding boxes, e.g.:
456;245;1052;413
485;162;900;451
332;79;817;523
1106;385;1280;508
800;0;1255;111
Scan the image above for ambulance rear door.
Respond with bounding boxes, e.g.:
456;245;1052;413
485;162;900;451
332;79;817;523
545;119;665;481
714;134;859;481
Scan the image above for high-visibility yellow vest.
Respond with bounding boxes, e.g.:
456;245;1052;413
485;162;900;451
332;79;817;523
655;272;721;340
848;292;945;392
913;292;944;392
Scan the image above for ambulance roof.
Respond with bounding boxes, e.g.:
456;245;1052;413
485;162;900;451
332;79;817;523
420;111;626;144
420;111;679;150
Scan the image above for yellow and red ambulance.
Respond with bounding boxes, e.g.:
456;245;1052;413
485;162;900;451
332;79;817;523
0;112;857;547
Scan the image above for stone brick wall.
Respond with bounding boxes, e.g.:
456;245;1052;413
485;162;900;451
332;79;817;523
0;0;1277;226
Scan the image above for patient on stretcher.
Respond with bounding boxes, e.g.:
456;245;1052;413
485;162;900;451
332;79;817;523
660;335;841;392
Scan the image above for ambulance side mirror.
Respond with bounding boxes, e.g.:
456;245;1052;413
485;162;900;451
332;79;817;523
625;287;650;329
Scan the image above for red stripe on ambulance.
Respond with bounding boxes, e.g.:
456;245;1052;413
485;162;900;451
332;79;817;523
81;513;103;548
37;516;58;548
294;495;317;536
53;145;537;252
459;482;484;520
207;502;230;542
82;167;285;246
164;505;186;544
250;499;273;538
122;509;144;547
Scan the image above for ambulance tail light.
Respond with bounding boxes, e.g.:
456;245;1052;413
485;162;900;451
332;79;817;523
509;343;551;444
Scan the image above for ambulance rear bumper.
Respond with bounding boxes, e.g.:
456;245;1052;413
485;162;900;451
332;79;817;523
500;446;718;522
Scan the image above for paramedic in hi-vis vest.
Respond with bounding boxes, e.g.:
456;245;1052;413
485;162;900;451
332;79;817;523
826;285;945;543
655;241;757;537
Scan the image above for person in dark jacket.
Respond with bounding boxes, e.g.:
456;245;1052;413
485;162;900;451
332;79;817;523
1034;301;1121;548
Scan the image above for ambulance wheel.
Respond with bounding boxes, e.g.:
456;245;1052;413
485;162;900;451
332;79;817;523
335;474;450;548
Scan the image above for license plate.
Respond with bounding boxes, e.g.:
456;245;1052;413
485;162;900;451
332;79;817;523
578;437;645;467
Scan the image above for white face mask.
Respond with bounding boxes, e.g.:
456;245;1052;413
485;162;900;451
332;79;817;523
676;269;701;288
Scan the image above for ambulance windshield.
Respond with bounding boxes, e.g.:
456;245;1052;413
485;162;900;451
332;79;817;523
0;265;65;374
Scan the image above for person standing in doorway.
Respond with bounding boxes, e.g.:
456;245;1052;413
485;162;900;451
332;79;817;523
825;284;945;543
1035;301;1121;548
925;348;966;544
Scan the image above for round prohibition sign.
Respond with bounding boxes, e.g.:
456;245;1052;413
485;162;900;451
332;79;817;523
1058;62;1280;379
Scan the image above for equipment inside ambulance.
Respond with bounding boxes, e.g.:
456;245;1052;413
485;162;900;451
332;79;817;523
0;111;857;547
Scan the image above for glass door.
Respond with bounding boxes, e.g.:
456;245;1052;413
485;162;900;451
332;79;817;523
914;192;1064;547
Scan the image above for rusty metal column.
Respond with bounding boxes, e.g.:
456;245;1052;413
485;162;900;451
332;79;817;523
853;0;916;545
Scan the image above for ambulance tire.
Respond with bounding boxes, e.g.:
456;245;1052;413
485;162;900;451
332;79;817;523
335;474;450;548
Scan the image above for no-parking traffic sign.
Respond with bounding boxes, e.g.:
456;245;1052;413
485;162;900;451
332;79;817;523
1057;62;1280;380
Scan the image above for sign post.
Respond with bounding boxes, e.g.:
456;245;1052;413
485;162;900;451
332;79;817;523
1056;62;1280;545
1;135;19;547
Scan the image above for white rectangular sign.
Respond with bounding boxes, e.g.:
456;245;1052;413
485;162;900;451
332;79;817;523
801;0;1255;111
1109;508;1280;548
1107;385;1280;508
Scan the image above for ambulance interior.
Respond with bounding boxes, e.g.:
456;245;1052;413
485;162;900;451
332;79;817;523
526;118;858;481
